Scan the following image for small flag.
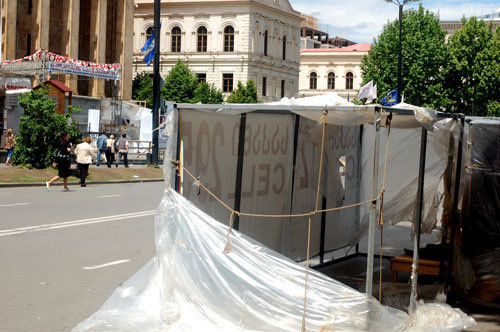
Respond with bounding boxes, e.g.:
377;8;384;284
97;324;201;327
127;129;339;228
380;89;399;106
141;30;155;66
347;93;350;101
357;80;373;100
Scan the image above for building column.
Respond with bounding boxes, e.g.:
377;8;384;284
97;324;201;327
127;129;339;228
116;0;134;99
62;0;80;92
89;0;107;97
3;0;18;60
35;0;50;51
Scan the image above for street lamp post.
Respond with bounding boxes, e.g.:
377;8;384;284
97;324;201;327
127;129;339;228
385;0;420;103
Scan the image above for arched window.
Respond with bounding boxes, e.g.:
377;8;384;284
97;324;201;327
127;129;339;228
171;26;181;52
345;72;353;90
328;72;335;90
224;26;234;52
197;26;207;52
282;36;286;60
263;30;268;56
145;27;153;44
309;72;317;90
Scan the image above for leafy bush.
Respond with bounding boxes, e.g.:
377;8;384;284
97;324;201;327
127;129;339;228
226;80;259;103
12;85;81;168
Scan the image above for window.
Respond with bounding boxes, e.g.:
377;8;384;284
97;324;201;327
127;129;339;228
346;72;353;90
197;26;207;52
197;73;207;83
309;72;317;90
223;73;233;92
327;72;335;90
224;26;234;52
263;30;268;56
171;26;181;52
281;80;285;98
145;27;153;43
282;36;286;60
262;77;267;96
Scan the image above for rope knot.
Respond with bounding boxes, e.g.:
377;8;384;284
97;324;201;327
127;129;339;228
320;107;328;124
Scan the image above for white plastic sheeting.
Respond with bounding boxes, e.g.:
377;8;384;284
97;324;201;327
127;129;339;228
73;188;474;332
359;119;457;237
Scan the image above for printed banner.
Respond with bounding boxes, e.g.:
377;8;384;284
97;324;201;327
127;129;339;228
0;77;31;90
48;61;120;80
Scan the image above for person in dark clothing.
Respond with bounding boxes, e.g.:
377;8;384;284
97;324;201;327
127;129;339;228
115;133;129;168
46;132;72;191
96;132;108;166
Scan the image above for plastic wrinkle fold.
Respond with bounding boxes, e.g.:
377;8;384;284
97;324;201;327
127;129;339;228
73;189;475;332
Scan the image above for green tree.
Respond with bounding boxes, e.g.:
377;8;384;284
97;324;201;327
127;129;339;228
226;80;259;103
12;86;81;169
360;5;449;109
132;72;153;108
192;81;224;104
445;18;500;115
161;60;198;103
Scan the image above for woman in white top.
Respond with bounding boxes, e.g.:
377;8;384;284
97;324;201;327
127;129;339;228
74;136;96;187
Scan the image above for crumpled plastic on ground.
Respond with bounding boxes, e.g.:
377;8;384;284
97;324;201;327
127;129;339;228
407;300;476;332
73;189;475;332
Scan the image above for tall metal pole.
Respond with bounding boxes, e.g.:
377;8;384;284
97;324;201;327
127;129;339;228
151;0;161;165
365;107;381;298
409;127;428;313
397;4;403;103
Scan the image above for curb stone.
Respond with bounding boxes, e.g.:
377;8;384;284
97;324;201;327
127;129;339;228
0;178;164;188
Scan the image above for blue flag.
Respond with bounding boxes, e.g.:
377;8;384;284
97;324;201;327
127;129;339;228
380;89;398;106
141;31;155;66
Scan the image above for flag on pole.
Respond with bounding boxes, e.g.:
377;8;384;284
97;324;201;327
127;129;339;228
141;31;155;66
368;84;377;104
380;89;399;106
347;93;350;101
357;80;373;100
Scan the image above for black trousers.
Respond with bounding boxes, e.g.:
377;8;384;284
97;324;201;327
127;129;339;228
106;150;115;167
78;163;89;184
117;152;128;167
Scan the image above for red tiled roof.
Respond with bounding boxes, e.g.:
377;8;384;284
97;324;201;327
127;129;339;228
34;79;73;93
301;43;371;53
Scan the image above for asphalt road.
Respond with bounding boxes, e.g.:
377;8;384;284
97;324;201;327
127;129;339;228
0;181;165;332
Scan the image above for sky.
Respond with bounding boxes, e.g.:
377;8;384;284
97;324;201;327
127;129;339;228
290;0;500;44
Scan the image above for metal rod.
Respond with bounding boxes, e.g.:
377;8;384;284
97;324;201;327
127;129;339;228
397;4;403;102
365;108;381;297
319;196;327;264
233;113;247;230
446;115;465;288
151;0;161;165
409;127;428;313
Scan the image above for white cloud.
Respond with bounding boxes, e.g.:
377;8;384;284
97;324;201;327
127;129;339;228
290;0;499;43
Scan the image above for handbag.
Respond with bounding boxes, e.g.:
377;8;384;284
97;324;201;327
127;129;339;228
56;150;70;164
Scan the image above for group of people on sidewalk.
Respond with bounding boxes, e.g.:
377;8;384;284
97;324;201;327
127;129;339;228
45;131;129;191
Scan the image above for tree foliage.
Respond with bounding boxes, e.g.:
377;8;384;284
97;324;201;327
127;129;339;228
160;60;198;103
361;5;449;109
132;72;153;108
12;86;81;169
192;81;224;104
445;18;500;115
226;80;259;103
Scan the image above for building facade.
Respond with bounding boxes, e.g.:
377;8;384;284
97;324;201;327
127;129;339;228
133;0;302;102
1;0;134;99
299;43;370;99
440;9;500;40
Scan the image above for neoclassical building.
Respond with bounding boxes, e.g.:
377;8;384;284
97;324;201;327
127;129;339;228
1;0;134;99
299;43;371;99
133;0;302;102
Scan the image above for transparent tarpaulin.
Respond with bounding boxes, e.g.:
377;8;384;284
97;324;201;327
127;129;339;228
73;189;474;332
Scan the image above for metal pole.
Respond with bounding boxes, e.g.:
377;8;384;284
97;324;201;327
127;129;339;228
446;115;465;288
151;0;161;165
409;127;428;313
233;113;247;231
397;4;403;103
365;107;381;297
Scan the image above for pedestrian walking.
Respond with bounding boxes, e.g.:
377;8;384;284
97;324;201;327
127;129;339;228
105;134;116;168
74;136;96;187
3;128;15;166
96;132;108;166
46;132;72;191
116;133;129;168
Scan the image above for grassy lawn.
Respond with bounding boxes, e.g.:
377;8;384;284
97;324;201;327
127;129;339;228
0;166;164;183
